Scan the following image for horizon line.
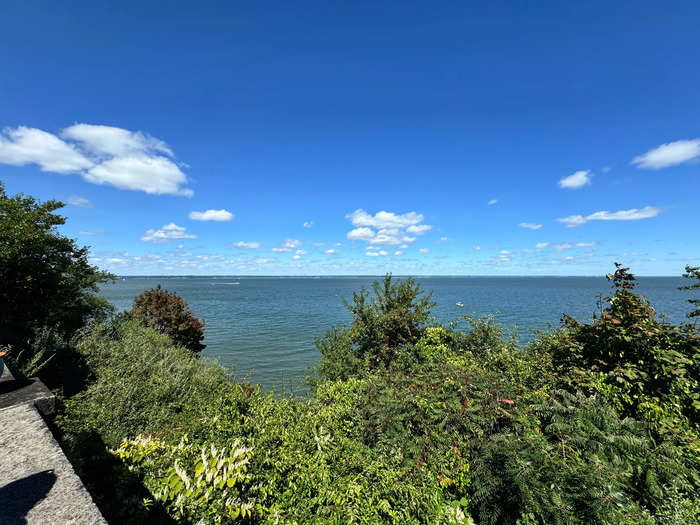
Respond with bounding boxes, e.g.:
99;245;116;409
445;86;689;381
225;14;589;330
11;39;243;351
110;273;682;278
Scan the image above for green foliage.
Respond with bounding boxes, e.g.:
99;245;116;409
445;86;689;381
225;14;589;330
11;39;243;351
313;326;359;383
471;390;697;525
54;272;700;525
679;265;700;318
552;264;699;439
317;274;435;375
0;182;113;342
115;435;259;523
58;319;228;448
0;182;113;387
347;274;435;367
1;326;62;378
130;284;206;353
55;319;231;523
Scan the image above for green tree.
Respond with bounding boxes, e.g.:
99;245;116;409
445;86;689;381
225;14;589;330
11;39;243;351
345;274;435;367
130;285;206;353
0;181;113;345
556;263;699;436
679;265;700;318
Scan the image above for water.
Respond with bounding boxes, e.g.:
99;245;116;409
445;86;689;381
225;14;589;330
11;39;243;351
101;276;692;391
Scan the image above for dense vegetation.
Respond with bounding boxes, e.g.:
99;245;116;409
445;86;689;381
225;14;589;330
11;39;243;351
2;184;699;524
54;270;699;524
0;182;113;386
131;285;206;353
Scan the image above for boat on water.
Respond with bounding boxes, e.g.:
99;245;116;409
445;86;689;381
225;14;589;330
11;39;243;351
456;301;464;307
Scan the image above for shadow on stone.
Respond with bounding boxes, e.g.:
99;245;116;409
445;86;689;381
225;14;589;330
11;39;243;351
0;470;57;525
0;378;31;396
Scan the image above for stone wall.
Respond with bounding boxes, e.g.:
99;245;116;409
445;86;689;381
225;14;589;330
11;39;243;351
0;366;107;525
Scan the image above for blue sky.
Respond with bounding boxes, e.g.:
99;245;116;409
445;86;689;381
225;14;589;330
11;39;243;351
1;1;698;276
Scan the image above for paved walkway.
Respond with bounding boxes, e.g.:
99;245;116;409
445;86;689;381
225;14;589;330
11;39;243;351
0;366;107;525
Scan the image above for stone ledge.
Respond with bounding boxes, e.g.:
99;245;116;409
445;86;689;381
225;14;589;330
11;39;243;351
0;373;55;416
0;365;107;524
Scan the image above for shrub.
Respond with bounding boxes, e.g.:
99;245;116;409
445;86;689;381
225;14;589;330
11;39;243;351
115;435;260;523
56;318;230;523
470;390;697;525
679;265;700;319
58;319;227;447
552;264;699;437
130;284;206;354
318;274;435;374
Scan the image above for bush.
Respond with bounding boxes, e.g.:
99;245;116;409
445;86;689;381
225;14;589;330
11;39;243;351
59;319;227;447
679;265;700;319
130;285;206;354
316;274;435;376
56;319;229;523
552;264;699;438
471;390;697;525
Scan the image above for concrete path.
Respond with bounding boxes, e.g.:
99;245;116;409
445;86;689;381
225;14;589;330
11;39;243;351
0;366;107;525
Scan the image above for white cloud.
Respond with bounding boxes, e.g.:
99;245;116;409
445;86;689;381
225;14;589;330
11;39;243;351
345;209;430;246
558;170;592;189
553;242;573;252
0;126;93;173
576;241;597;247
347;227;376;241
406;224;432;235
0;124;193;196
535;242;550;249
557;206;661;227
500;250;512;255
347;209;424;229
84;155;192;196
487;199;498;206
234;241;261;249
325;249;338;255
295;249;307;255
303;221;314;228
394;250;404;255
438;236;452;242
632;139;700;169
79;230;103;235
366;251;380;257
67;195;92;207
519;222;542;230
378;250;388;256
372;229;415;246
272;238;302;252
61;123;173;157
473;245;482;251
419;248;429;253
189;209;234;222
141;222;196;243
293;255;301;260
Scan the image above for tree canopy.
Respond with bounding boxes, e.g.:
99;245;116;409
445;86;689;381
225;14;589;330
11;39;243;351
0;181;113;345
130;285;206;353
